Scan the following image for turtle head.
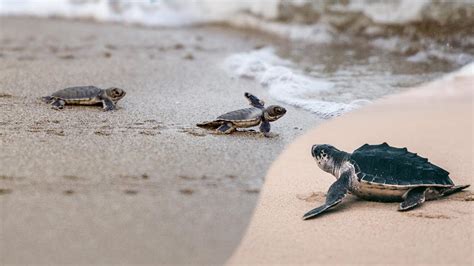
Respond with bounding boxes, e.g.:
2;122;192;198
105;87;126;102
311;144;348;177
264;105;287;121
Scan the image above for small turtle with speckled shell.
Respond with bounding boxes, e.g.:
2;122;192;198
42;86;126;111
303;143;470;220
197;92;286;136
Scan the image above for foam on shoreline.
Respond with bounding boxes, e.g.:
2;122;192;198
2;0;472;65
224;47;371;118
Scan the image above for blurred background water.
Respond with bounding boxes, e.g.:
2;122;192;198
2;0;473;117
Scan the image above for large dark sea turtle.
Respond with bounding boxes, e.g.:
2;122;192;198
42;86;126;111
197;92;286;136
303;143;470;220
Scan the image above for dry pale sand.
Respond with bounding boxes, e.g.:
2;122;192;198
0;17;321;265
228;72;473;265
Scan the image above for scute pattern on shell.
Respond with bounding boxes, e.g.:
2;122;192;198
351;143;453;187
217;107;262;122
51;86;102;99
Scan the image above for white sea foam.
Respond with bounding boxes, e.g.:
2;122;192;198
0;0;279;26
224;47;370;118
228;14;336;44
339;0;430;24
3;0;470;28
406;50;474;66
439;62;474;81
1;0;471;63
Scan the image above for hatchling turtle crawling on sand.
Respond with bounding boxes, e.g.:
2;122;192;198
42;86;126;111
197;92;286;137
303;143;470;220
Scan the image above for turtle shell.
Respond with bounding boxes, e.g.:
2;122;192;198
350;143;454;187
216;107;263;127
52;86;102;100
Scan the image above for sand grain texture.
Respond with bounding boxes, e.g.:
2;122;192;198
228;74;474;265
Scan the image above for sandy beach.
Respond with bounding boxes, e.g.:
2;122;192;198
228;69;473;265
0;17;321;264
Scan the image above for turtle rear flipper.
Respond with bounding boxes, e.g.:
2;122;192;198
196;121;223;129
216;122;235;134
399;187;427;211
303;171;351;220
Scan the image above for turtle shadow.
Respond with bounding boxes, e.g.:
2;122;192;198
212;129;279;138
181;127;278;138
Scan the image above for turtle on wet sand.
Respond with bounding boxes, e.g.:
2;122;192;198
197;92;286;137
42;86;126;111
303;143;470;220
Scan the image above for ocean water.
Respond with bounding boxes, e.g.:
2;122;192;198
1;0;472;118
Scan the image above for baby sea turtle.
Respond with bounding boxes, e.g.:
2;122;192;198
197;92;286;136
303;143;470;220
42;86;126;111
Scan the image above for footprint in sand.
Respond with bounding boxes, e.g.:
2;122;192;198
46;129;65;136
445;191;474;202
58;54;75;60
63;175;81;181
296;192;326;202
178;175;207;180
183;53;195;60
0;93;13;98
124;189;139;195
139;130;160;136
179;127;207;137
94;130;112;136
179;188;195;195
405;212;451;219
63;189;75;195
120;174;150;180
245;188;260;194
0;188;13;195
0;175;15;180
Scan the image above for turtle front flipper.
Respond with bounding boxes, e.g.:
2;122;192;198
102;98;116;111
399;187;427;211
51;99;65;110
244;92;265;109
216;122;235;134
303;171;351;220
259;120;271;137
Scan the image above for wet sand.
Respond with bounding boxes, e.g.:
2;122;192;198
0;17;321;264
228;70;473;264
